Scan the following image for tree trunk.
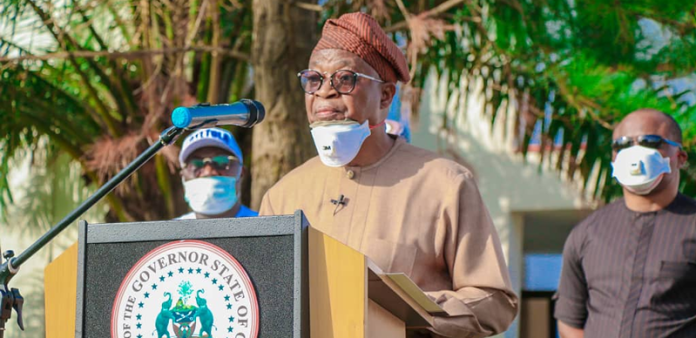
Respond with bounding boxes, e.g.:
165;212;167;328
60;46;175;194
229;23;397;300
250;0;317;209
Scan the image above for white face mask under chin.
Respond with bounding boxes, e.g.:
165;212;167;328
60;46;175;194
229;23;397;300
611;145;671;195
310;120;371;167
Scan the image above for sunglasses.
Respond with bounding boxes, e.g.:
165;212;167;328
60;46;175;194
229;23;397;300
297;69;384;95
184;155;239;174
611;134;682;151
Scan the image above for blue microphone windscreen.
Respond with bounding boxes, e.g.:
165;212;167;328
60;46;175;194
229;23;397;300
172;107;192;128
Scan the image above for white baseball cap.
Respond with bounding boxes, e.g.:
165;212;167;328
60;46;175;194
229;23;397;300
179;128;243;165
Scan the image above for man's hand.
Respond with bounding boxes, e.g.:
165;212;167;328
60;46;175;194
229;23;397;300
558;320;584;338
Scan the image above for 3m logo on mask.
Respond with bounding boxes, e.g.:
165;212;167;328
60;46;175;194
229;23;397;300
310;121;371;167
111;240;259;338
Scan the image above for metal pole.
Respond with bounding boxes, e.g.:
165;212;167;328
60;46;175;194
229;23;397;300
0;126;184;286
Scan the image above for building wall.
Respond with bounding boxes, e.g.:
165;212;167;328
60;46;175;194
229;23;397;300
410;69;591;337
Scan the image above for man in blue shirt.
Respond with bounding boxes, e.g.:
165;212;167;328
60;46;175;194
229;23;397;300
177;128;257;219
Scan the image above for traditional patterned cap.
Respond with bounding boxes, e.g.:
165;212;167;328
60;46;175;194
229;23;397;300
313;12;410;83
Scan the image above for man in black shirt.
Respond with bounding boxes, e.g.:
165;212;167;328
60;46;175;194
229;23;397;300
555;109;695;338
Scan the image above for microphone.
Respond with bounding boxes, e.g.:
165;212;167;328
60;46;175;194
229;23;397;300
171;99;265;129
331;194;346;206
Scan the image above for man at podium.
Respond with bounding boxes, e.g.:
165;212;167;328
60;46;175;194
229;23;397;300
178;127;258;219
260;12;518;338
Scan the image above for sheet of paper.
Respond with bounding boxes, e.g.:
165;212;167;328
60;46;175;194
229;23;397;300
381;273;447;315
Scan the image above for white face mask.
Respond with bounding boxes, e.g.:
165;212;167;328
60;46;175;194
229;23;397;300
310;120;371;167
611;145;671;195
183;176;238;215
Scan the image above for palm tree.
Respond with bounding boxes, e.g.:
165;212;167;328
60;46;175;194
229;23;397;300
2;0;696;228
249;0;318;208
1;0;268;221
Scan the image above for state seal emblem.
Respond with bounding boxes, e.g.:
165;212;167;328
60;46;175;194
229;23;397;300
111;240;259;338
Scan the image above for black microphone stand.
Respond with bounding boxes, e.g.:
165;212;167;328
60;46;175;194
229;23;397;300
0;126;187;337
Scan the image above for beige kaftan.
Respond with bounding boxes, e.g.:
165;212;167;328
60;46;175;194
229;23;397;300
259;137;518;338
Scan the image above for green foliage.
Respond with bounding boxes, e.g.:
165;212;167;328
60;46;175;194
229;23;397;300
1;0;255;220
2;0;696;217
377;0;696;202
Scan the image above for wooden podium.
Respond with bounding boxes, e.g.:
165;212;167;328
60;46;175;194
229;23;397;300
307;225;435;338
44;212;436;337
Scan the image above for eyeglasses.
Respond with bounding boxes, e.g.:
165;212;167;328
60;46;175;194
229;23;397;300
611;134;682;151
297;69;384;95
183;155;240;174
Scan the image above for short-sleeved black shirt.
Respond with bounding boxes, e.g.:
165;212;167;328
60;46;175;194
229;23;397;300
554;194;696;338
